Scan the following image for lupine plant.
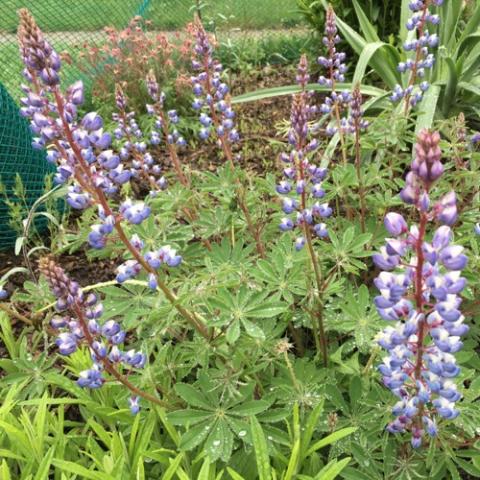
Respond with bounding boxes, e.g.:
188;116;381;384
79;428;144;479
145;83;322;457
276;54;332;364
374;130;467;447
318;6;351;162
17;7;210;371
189;17;266;258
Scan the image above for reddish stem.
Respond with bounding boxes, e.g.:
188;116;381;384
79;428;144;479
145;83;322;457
413;205;429;426
51;89;210;340
72;303;167;407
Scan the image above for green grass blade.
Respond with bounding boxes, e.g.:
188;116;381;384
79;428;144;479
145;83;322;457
415;85;441;134
352;0;380;42
353;42;400;86
51;460;113;480
313;458;351;480
34;447;54;480
161;453;185;480
332;14;400;88
284;439;301;480
250;417;272;480
305;427;357;457
198;457;211;480
301;400;324;462
233;83;386;104
442;58;459;117
400;0;412;42
227;467;246;480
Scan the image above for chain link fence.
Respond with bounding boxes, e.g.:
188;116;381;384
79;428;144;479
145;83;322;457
1;0;305;99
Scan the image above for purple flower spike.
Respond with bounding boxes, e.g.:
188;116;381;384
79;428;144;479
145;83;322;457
275;55;333;250
375;131;467;448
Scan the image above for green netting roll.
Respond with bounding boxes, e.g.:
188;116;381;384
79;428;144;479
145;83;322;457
0;82;55;249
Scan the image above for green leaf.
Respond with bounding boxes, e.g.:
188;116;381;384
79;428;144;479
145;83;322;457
168;409;213;425
245;301;286;319
353;42;401;86
415;85;441;135
179;421;213;451
51;460;113;480
442;58;458;117
251;416;272;480
233;83;386;104
161;453;185;480
305;428;357;457
34;447;54;480
241;318;266;339
284;438;300;480
230;400;272;416
204;419;234;462
174;384;213;410
352;0;380;42
332;12;400;88
198;457;211;479
313;457;351;480
227;467;247;480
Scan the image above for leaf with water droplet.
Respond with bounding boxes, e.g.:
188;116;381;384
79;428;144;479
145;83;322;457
204;418;233;462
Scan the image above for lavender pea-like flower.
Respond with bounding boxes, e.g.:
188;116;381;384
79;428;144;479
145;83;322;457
391;0;444;108
374;130;467;448
40;258;149;413
276;55;332;250
17;9;182;283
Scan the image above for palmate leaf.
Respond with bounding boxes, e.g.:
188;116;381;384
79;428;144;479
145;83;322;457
206;286;287;339
204;418;234;463
178;420;213;451
98;284;161;328
167;409;213;426
174;384;213;410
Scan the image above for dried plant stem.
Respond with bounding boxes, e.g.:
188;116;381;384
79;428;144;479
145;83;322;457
0;302;36;326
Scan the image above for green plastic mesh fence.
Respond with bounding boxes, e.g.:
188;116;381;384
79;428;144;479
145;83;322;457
0;82;54;249
0;0;303;99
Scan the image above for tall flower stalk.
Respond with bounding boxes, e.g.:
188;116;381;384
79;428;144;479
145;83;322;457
374;130;467;447
145;71;190;187
40;258;165;413
17;9;209;339
277;55;333;365
318;6;350;164
390;0;443;113
349;84;369;233
190;18;266;258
